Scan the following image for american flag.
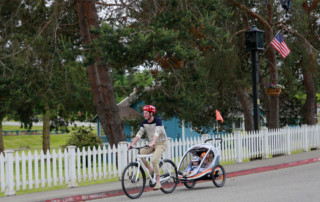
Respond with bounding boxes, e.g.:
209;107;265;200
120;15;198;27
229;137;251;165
271;32;291;58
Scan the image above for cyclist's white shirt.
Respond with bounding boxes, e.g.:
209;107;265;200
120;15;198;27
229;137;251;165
136;117;167;142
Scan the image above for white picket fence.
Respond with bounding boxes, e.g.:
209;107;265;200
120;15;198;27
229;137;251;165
0;124;319;195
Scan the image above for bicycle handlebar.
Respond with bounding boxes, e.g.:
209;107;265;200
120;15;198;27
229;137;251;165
128;145;149;150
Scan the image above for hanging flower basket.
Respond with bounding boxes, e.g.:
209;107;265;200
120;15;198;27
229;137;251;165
266;88;281;96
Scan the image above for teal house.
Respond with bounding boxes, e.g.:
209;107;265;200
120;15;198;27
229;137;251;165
93;88;217;143
93;88;253;142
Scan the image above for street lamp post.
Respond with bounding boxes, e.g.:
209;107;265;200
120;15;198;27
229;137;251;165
245;26;264;131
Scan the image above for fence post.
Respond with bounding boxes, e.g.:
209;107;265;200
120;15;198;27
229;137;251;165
235;132;242;163
262;128;269;159
317;125;320;149
303;125;308;152
118;142;128;180
285;126;291;155
4;150;15;196
67;146;78;187
166;138;172;160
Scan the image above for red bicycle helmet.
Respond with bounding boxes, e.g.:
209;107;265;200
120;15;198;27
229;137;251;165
142;105;156;113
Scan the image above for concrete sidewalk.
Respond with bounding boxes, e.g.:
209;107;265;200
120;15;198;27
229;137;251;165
1;150;319;202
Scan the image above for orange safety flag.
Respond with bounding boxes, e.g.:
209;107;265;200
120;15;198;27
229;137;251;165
216;110;224;123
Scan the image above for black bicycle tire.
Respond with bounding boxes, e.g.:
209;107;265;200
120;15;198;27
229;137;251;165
159;159;178;194
183;181;196;189
211;164;226;187
121;162;146;199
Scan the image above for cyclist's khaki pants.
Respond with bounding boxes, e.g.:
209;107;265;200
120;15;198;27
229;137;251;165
140;141;167;176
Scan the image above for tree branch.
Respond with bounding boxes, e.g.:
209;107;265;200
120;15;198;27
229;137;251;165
310;0;320;11
280;24;320;54
95;1;123;6
0;1;60;61
230;29;247;38
228;0;272;31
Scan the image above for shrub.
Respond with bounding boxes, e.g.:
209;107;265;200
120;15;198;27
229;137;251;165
63;128;102;150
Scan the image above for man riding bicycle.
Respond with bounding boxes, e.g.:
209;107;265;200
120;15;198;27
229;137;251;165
128;105;167;190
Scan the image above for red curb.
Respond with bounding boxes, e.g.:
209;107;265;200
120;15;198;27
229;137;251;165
45;157;320;202
226;157;320;179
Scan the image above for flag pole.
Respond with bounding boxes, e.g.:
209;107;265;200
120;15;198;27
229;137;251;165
216;120;219;136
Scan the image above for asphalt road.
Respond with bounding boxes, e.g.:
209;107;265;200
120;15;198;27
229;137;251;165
91;162;320;202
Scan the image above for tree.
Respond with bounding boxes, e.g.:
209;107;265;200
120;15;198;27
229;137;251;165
0;0;95;153
76;0;125;146
93;0;236;132
229;0;320;127
0;78;11;153
300;1;319;125
112;70;154;103
228;0;281;129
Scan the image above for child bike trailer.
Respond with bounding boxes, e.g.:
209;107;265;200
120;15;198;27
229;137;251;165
177;138;226;189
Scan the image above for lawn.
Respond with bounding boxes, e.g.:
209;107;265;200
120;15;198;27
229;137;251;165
4;134;72;150
2;125;44;131
2;124;98;151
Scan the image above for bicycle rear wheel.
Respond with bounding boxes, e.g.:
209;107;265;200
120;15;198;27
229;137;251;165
121;162;146;199
159;159;178;194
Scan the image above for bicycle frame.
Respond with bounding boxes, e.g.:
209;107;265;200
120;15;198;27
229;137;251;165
133;153;171;184
134;153;156;184
122;145;178;199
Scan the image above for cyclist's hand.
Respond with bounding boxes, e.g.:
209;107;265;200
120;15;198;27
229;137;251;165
128;145;133;150
148;143;154;148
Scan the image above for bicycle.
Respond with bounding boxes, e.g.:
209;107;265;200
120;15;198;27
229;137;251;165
121;145;178;199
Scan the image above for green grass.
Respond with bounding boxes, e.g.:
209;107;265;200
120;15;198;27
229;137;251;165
2;124;98;151
2;125;44;131
4;134;72;151
288;149;303;155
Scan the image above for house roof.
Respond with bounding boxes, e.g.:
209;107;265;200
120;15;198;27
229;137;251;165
118;87;151;107
118;88;139;107
91;88;144;122
119;106;142;120
91;106;142;122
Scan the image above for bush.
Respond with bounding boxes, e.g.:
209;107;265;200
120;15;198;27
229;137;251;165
63;128;102;150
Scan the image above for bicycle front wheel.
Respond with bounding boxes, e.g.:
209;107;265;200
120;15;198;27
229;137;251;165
159;159;178;194
121;162;146;199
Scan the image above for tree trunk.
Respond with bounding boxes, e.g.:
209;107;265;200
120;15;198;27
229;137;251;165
77;0;125;146
259;70;270;128
229;0;280;129
264;4;279;129
303;70;317;125
301;1;319;125
0;121;4;153
42;104;50;154
234;87;254;131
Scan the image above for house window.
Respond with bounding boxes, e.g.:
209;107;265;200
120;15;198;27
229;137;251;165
234;118;242;129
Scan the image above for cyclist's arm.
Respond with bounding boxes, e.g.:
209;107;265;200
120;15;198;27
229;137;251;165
128;126;144;149
128;136;140;148
148;135;158;148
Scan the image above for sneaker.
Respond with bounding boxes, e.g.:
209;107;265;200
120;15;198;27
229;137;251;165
153;183;161;190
